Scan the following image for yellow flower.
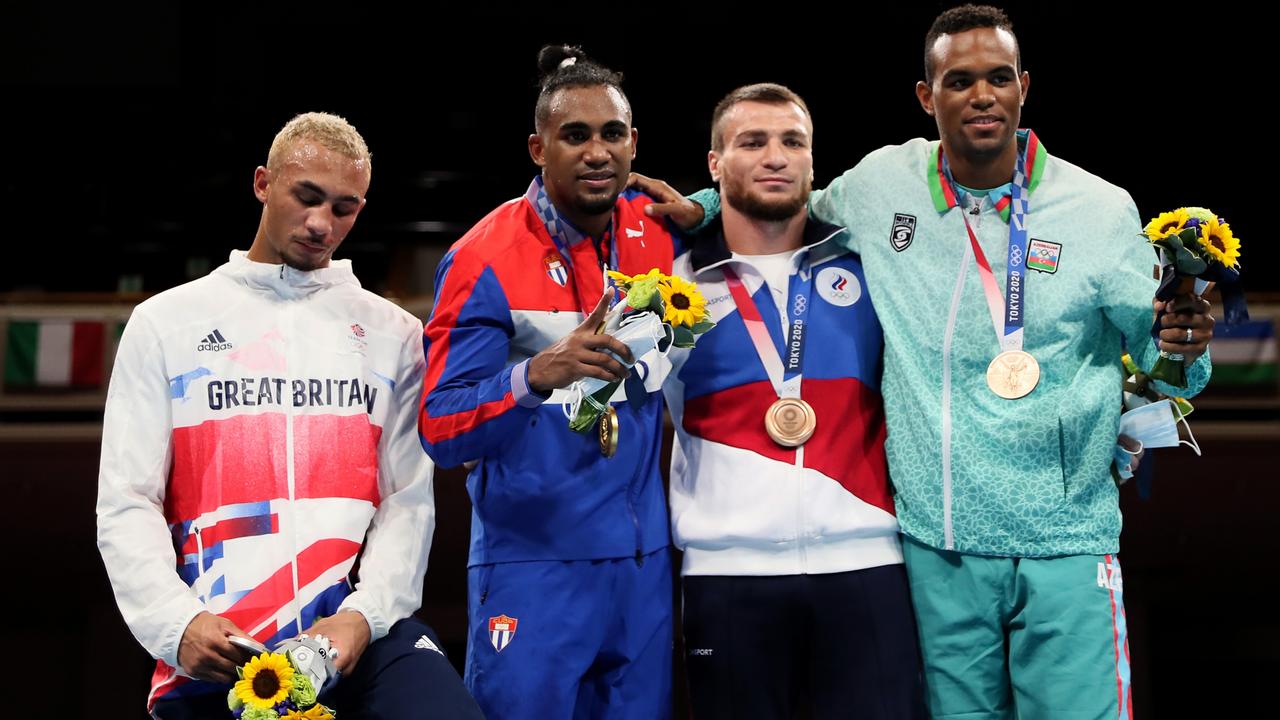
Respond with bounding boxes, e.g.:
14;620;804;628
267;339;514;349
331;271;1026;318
1197;217;1241;268
1143;208;1189;241
1120;352;1139;377
658;275;708;327
234;652;295;709
634;268;664;283
609;268;664;288
283;709;333;720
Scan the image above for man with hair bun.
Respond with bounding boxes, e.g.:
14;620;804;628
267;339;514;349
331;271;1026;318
98;111;482;718
420;46;677;719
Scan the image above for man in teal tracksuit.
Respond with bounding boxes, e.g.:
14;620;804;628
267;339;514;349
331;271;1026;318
655;5;1217;718
803;8;1214;717
808;8;1208;712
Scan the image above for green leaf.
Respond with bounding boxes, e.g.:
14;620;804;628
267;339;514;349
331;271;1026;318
1148;354;1188;389
1172;396;1195;417
570;411;598;433
569;383;619;433
690;320;716;334
672;325;696;347
589;384;616;405
1172;244;1207;275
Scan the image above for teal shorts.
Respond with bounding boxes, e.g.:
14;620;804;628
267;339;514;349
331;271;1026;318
902;537;1132;720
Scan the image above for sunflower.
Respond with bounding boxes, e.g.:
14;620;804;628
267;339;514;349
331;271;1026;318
1143;208;1190;241
301;705;336;719
658;275;708;327
606;270;635;285
1196;216;1241;267
234;652;295;710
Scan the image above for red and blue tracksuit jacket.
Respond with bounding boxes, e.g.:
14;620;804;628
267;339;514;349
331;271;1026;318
419;177;676;565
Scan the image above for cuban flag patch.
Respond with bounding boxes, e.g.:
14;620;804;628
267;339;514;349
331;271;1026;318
544;253;568;287
489;614;518;652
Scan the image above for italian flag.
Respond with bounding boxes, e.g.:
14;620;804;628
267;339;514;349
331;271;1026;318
5;320;106;388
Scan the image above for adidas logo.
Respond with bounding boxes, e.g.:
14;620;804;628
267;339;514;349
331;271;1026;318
196;329;234;352
414;635;443;655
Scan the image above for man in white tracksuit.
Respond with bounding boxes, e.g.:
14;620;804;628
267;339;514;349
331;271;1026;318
96;112;481;718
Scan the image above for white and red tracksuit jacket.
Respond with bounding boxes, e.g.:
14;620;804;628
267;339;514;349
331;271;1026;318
665;220;902;577
97;251;434;708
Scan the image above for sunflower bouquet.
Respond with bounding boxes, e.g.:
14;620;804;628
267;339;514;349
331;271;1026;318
564;268;715;441
227;640;337;719
1140;206;1247;386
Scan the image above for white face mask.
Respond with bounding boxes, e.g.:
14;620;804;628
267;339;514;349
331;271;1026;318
1121;394;1198;450
562;311;666;420
1114;399;1201;480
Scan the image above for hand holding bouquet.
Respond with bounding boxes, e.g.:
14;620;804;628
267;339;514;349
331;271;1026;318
565;269;715;444
1141;206;1246;386
227;635;339;719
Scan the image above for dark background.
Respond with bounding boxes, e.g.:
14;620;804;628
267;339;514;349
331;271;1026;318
2;3;1273;717
0;3;1268;296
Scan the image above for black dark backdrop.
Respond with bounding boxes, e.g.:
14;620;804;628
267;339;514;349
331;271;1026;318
2;4;1270;717
0;4;1265;295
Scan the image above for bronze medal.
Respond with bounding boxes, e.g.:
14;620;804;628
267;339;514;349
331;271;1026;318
764;397;817;447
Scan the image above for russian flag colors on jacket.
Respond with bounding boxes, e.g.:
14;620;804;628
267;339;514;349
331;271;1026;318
97;252;435;709
665;220;902;577
419;178;676;566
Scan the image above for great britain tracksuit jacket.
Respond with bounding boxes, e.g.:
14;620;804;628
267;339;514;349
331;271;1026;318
97;251;434;708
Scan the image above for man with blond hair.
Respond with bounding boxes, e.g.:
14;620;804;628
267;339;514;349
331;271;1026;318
98;112;482;718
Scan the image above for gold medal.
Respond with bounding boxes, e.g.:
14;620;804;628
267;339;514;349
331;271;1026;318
598;406;619;457
986;350;1041;399
764;397;817;447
